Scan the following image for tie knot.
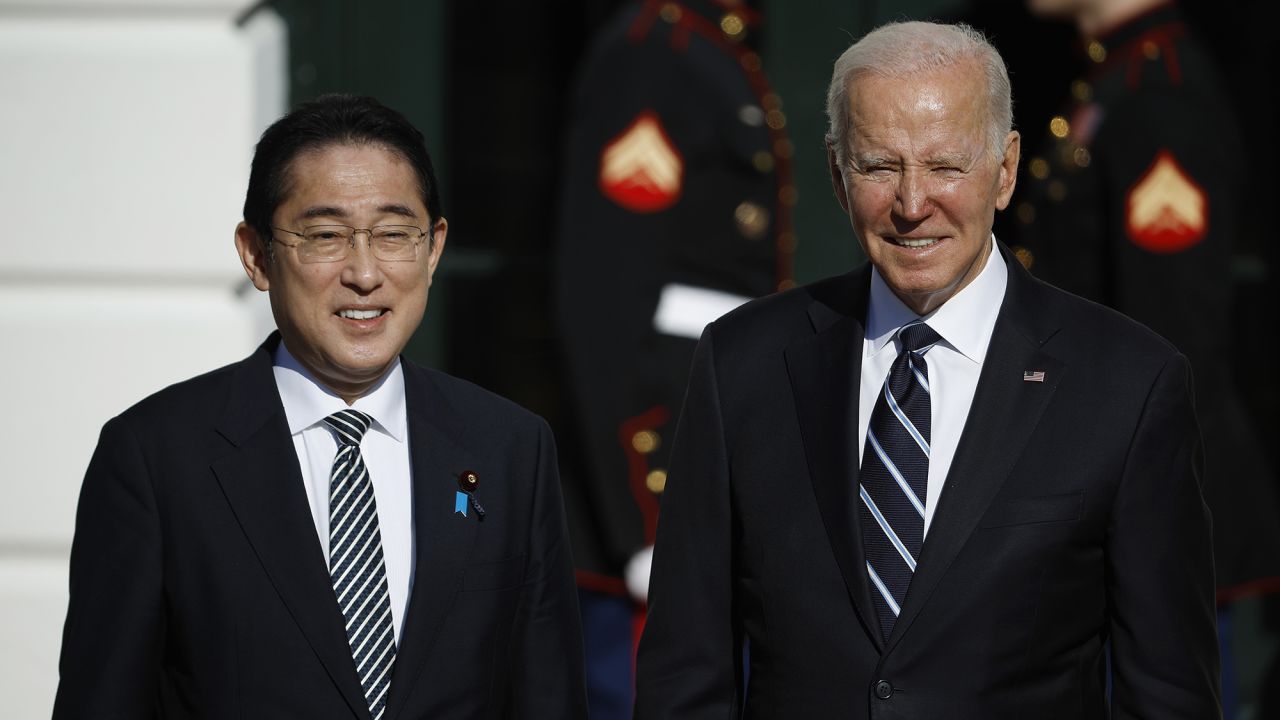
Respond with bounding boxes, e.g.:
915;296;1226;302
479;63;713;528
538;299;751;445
897;322;941;354
323;409;373;447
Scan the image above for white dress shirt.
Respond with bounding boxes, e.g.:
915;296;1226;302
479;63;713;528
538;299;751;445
272;344;415;644
858;236;1007;537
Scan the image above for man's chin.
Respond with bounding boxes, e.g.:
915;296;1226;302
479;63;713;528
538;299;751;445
300;349;402;399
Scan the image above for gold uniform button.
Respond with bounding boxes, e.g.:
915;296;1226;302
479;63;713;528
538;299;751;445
1013;245;1035;269
774;138;794;158
1073;147;1091;167
741;52;762;72
734;201;770;240
752;150;775;173
1071;80;1092;102
1087;41;1107;63
1049;116;1070;139
720;13;746;40
646;469;668;494
762;93;782;112
1029;157;1050;180
659;3;681;23
765;109;787;130
1016;202;1036;225
632;430;660;455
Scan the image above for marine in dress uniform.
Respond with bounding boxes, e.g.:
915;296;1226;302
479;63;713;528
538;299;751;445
552;1;794;716
1009;0;1280;604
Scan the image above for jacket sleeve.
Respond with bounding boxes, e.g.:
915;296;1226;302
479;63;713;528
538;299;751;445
635;328;743;718
1106;352;1221;718
507;419;589;717
53;416;164;719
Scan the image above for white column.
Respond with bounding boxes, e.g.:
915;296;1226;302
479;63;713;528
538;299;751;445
0;1;285;714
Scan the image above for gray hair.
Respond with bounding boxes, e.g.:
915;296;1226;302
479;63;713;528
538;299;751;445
825;21;1013;169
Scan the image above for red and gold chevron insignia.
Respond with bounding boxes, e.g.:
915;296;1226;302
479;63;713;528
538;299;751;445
598;111;683;213
1125;150;1207;253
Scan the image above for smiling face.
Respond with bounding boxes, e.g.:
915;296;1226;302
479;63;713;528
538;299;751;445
235;142;447;402
830;61;1018;315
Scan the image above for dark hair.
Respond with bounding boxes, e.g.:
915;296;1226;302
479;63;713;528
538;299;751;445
242;94;443;247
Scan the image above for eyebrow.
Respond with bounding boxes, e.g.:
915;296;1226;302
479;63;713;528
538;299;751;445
299;204;421;221
926;152;972;167
377;204;420;219
851;152;974;171
853;153;893;167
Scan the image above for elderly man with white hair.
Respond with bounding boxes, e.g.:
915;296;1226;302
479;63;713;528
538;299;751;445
635;20;1219;719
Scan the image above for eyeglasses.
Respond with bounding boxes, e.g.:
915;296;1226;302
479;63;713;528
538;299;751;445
271;224;431;263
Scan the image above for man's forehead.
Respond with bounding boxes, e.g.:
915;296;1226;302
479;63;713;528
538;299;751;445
848;118;984;159
277;143;427;217
846;72;987;153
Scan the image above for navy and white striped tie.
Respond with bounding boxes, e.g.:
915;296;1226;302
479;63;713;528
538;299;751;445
859;322;941;641
324;409;396;720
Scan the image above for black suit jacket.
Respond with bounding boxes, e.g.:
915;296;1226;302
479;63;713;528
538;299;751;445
635;247;1219;718
54;336;587;719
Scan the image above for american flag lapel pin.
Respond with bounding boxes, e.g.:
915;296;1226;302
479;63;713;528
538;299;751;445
1023;370;1046;383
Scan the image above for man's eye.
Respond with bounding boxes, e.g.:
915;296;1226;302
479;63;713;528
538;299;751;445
309;232;344;241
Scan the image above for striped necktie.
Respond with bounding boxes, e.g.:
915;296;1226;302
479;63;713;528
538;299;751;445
324;409;396;719
859;322;941;641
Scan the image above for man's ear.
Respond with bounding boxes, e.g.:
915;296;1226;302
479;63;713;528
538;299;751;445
994;130;1021;211
234;222;272;292
828;142;851;214
424;218;448;285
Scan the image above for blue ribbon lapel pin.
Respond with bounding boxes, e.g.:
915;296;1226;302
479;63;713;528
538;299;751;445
456;470;486;519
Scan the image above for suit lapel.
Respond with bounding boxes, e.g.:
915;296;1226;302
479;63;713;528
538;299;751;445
784;269;884;650
209;337;370;719
886;250;1066;653
385;363;481;719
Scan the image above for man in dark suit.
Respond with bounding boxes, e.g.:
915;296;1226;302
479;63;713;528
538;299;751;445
54;95;587;719
635;21;1219;718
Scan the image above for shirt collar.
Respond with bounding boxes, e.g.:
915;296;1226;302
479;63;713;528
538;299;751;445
865;235;1008;364
272;342;408;443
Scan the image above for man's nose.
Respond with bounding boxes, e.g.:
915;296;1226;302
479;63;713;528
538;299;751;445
894;169;932;222
341;231;383;290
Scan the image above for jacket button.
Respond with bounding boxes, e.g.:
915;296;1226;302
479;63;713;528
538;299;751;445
874;680;893;700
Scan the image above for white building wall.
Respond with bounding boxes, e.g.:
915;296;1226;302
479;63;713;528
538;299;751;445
0;2;285;715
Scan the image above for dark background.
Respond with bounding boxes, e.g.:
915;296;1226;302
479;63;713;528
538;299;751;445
258;0;1276;463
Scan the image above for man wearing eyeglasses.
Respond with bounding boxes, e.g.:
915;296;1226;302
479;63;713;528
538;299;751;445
53;94;587;719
